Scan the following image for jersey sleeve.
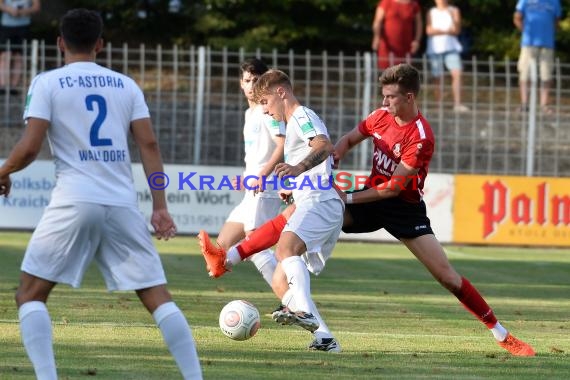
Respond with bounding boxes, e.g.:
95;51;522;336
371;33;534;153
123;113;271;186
129;79;151;121
292;108;325;144
294;119;317;143
23;74;52;122
263;114;286;136
357;108;385;137
357;119;371;137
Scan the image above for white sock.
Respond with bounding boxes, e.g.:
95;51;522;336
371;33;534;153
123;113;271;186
18;301;57;380
249;249;277;286
226;246;242;267
153;302;202;380
283;288;332;337
281;256;312;314
490;321;508;341
281;262;333;339
281;288;297;310
307;297;332;338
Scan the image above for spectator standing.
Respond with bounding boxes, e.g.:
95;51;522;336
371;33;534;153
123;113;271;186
0;0;40;95
514;0;562;114
426;0;469;113
371;0;423;70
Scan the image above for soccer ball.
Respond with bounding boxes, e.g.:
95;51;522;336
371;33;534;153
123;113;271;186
218;300;261;341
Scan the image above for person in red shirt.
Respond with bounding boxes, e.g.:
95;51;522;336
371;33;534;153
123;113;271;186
371;0;423;69
199;63;536;357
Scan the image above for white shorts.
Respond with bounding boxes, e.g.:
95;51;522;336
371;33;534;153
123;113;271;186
226;191;282;231
284;198;344;275
21;202;167;291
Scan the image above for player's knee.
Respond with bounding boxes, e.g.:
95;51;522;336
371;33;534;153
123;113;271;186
136;285;173;313
15;286;45;307
275;248;296;262
14;276;53;307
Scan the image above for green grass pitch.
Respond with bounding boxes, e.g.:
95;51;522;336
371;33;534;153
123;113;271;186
0;232;569;379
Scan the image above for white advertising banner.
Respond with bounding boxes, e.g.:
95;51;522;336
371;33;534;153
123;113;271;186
423;173;454;243
132;164;243;234
0;161;454;243
0;160;55;229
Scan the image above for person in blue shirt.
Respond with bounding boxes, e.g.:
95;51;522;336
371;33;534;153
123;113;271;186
513;0;562;114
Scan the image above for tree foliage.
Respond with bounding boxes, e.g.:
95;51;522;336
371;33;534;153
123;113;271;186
32;0;570;60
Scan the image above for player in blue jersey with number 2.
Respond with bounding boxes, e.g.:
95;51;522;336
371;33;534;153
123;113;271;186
0;8;202;380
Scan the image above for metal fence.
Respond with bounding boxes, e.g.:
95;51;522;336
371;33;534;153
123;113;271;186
2;41;570;176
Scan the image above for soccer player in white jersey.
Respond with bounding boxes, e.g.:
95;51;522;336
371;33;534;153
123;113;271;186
200;70;344;352
198;58;285;290
256;69;344;352
0;9;202;379
201;69;344;352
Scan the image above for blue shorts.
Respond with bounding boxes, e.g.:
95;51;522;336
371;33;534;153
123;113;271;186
429;51;462;77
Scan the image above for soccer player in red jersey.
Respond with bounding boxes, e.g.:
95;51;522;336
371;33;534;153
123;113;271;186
200;63;535;357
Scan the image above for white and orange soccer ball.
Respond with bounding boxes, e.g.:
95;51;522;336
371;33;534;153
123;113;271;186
218;300;261;341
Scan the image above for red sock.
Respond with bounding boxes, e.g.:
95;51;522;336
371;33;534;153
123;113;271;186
236;214;287;260
454;277;498;328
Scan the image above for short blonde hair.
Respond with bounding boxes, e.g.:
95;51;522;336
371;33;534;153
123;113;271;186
252;69;292;103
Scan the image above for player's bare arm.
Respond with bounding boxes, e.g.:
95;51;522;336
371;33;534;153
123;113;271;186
0;118;49;197
274;134;332;178
301;134;334;168
131;118;176;240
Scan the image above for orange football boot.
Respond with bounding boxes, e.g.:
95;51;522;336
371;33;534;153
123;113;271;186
197;230;229;278
498;333;536;356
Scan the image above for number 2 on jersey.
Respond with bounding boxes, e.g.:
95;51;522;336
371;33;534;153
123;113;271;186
86;94;112;147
